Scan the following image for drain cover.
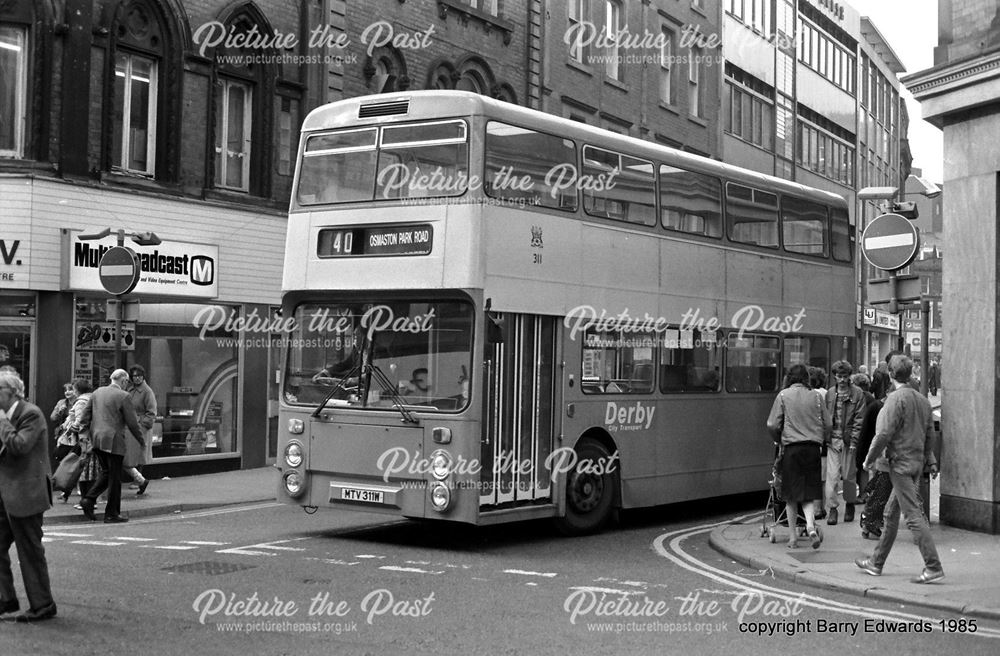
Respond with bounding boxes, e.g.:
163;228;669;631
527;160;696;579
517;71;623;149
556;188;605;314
161;561;258;576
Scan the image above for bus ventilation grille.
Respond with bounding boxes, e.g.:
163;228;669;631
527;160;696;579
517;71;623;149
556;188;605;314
358;99;410;118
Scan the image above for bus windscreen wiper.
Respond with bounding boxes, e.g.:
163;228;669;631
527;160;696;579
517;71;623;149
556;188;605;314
311;359;362;418
367;363;419;425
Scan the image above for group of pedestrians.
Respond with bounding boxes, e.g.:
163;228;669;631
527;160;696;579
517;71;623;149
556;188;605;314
767;353;944;584
0;364;158;623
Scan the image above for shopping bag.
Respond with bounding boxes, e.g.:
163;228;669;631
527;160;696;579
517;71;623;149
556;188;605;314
53;452;83;493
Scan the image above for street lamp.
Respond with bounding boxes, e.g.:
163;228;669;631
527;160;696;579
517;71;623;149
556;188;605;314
78;227;163;369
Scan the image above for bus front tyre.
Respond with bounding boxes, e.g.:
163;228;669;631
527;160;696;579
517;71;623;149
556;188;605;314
554;438;618;536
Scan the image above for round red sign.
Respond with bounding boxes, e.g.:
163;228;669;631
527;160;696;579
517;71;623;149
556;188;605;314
99;246;141;295
862;213;920;271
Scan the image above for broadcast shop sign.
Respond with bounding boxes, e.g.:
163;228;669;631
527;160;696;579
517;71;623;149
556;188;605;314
65;230;218;299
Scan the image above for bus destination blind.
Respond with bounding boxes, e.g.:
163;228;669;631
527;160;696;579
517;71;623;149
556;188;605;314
317;224;433;257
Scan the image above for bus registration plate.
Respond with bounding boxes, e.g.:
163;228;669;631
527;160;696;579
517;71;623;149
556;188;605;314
341;487;384;504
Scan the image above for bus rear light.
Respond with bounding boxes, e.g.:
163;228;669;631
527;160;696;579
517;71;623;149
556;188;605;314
284;440;304;468
430;450;452;480
430;482;451;511
283;470;306;498
432;427;452;444
288;418;304;434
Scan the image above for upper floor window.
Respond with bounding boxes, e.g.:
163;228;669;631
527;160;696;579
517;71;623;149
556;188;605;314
604;0;622;80
659;28;674;104
568;0;589;63
0;24;27;158
689;47;702;117
215;79;252;191
113;52;158;174
726;183;778;248
462;0;499;15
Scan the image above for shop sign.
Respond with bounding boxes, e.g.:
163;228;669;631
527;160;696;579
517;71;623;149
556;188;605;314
76;321;136;351
74;351;93;384
0;230;30;289
862;307;899;331
65;230;219;299
904;330;943;354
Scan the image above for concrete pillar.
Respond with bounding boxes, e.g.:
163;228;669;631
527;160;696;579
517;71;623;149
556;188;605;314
903;0;1000;534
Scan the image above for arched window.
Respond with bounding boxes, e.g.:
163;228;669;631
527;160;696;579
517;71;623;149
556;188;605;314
210;4;275;195
365;47;409;93
106;0;184;179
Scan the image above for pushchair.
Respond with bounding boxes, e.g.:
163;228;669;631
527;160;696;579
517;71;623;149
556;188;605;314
760;444;808;543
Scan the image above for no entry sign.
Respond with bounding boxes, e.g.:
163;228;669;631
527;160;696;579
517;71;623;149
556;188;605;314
99;246;141;295
862;213;920;271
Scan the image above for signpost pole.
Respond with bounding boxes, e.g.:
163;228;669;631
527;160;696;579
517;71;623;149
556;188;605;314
114;229;126;371
920;298;930;396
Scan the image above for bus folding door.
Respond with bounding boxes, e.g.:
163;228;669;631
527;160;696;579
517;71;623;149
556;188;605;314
480;314;556;508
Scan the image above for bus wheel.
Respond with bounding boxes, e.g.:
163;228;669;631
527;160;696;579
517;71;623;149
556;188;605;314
555;438;618;536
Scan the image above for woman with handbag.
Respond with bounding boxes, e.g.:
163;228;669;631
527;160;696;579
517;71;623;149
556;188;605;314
50;382;78;469
57;379;94;502
766;364;833;549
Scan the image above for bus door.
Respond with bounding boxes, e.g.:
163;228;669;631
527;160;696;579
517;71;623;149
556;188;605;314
480;314;558;508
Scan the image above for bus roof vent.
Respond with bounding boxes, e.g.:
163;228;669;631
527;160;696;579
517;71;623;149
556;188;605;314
358;99;410;118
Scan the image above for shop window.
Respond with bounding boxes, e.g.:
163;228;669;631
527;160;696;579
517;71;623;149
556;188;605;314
0;24;27;158
581;330;656;394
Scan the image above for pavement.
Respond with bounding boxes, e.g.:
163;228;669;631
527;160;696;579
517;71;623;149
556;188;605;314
45;466;278;524
710;476;1000;621
43;461;1000;621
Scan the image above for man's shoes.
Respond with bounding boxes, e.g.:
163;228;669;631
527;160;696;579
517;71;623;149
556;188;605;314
861;528;882;540
826;508;838;525
13;603;57;622
80;498;96;521
844;505;855;522
855;558;883;576
808;528;823;549
0;598;19;615
912;569;944;584
104;515;129;524
137;479;149;496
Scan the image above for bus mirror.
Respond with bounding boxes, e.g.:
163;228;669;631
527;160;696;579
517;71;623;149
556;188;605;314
486;312;505;344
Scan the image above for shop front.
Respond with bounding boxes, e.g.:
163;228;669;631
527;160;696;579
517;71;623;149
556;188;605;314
2;176;286;476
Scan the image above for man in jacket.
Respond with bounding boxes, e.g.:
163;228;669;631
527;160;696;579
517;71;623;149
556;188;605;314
0;370;57;622
824;360;866;525
78;369;144;523
856;354;943;584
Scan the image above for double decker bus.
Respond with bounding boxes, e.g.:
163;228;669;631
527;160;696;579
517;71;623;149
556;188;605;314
276;90;854;534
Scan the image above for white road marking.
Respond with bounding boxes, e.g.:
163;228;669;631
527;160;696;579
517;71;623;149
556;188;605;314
503;569;558;578
216;537;310;557
569;585;640;596
112;537;156;541
143;545;200;551
379;565;444;575
654;513;1000;639
355;554;386;559
181;541;230;546
72;540;125;546
46;532;93;538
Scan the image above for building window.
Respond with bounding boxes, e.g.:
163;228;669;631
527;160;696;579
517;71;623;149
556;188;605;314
604;0;621;80
659;28;674;104
689;47;701;117
724;66;774;151
112;52;158;174
0;25;27;158
463;0;499;15
214;79;252;192
568;0;589;63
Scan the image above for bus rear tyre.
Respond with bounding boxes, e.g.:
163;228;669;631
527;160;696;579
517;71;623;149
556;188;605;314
554;438;618;536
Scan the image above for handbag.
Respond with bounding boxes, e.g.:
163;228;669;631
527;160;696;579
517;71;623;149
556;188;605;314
53;452;83;493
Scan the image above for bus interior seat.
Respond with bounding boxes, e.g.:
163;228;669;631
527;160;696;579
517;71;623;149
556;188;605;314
660;365;687;390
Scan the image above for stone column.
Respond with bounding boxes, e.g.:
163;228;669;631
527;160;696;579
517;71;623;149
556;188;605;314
903;0;1000;533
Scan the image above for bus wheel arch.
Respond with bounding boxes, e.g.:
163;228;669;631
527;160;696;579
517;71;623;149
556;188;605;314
554;429;621;536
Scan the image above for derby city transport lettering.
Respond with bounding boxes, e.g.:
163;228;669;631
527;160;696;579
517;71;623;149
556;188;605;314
605;401;655;432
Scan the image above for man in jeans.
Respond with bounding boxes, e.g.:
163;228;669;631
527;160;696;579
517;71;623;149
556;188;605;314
824;360;866;525
856;354;943;584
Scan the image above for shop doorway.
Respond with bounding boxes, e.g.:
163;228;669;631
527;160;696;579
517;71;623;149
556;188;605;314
0;321;33;396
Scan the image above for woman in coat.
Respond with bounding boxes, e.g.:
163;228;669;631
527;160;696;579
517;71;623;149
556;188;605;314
126;365;155;495
767;364;832;549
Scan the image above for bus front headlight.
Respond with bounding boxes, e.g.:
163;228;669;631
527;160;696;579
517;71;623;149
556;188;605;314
283;470;306;498
284;440;304;468
430;482;451;511
430;450;452;480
